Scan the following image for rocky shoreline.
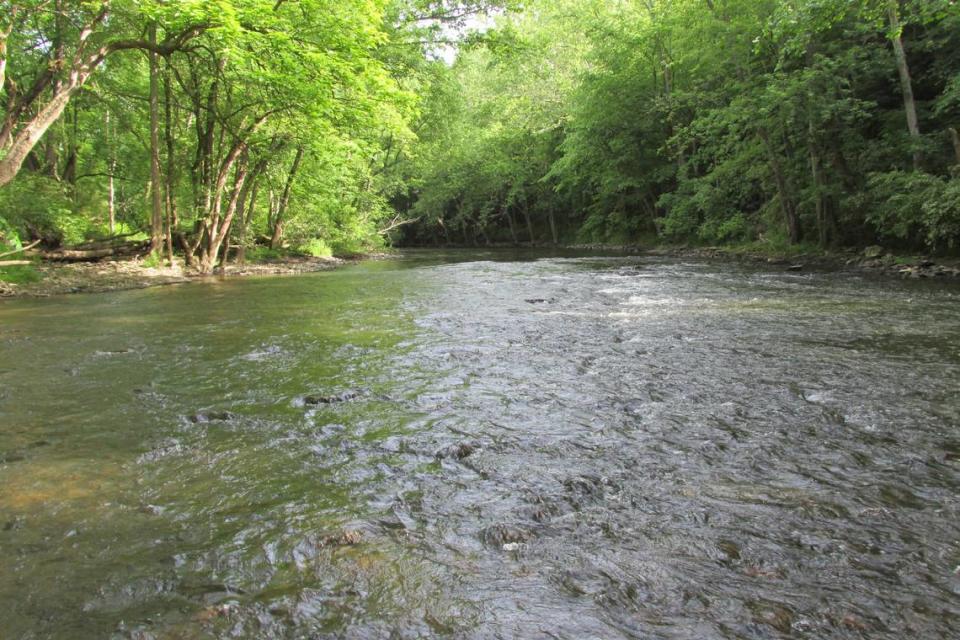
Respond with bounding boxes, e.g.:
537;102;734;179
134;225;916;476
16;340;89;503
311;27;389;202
0;255;375;300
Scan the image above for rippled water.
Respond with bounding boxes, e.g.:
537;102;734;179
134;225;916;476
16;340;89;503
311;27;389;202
2;250;960;639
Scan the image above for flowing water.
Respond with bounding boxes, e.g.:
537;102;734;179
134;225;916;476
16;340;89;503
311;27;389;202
2;250;960;639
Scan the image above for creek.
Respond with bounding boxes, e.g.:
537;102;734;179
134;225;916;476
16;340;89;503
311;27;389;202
1;250;959;638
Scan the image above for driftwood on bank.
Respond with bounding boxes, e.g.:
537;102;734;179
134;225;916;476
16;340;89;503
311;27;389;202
0;260;32;267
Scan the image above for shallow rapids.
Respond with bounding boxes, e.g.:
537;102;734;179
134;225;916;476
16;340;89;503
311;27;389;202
2;250;959;639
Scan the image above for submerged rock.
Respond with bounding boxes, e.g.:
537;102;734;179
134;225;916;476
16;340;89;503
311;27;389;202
434;441;479;461
480;524;532;548
319;529;363;547
304;390;363;405
188;410;234;423
753;604;794;634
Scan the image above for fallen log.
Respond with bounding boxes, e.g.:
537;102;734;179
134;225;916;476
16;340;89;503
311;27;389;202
27;241;151;262
70;233;141;251
0;260;32;267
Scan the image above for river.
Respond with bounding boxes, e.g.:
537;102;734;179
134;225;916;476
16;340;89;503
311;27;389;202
1;250;959;639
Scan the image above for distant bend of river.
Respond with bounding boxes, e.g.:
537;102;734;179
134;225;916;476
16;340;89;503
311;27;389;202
1;250;959;639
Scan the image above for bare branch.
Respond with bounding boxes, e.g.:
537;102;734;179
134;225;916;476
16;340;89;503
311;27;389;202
0;238;42;258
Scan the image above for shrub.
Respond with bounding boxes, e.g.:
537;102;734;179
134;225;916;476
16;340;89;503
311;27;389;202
866;171;960;250
295;238;333;258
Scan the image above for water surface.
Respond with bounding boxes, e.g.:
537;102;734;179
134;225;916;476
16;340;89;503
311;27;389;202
2;251;959;638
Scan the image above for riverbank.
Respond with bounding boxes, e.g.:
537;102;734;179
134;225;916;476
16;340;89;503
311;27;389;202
0;254;377;299
568;243;960;279
4;244;959;299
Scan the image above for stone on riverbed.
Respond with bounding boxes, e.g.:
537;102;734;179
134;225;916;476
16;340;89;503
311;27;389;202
434;441;479;460
304;389;364;405
319;529;364;547
480;524;532;548
188;410;234;423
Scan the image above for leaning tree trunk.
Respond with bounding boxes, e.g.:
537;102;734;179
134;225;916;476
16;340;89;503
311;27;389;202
887;0;922;170
0;89;75;188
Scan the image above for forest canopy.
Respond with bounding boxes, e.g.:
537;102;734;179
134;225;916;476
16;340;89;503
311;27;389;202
1;0;959;272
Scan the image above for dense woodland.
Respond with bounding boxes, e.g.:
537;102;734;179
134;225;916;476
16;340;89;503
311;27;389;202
1;0;959;277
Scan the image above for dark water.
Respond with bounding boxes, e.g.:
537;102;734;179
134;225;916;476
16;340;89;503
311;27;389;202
2;250;960;639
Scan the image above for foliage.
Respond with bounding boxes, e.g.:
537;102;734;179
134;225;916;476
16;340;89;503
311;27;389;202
867;171;960;248
2;0;959;261
296;238;333;258
395;0;960;253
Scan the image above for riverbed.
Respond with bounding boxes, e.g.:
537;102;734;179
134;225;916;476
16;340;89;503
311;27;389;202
1;250;959;639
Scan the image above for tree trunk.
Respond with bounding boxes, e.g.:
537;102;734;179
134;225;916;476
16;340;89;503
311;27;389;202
148;23;164;253
108;170;116;234
547;209;559;245
198;158;249;274
33;241;150;262
521;201;535;244
479;224;491;246
0;22;9;99
270;146;304;249
950;127;960;166
228;152;267;265
887;0;922;170
163;61;177;266
759;128;800;244
437;217;450;244
808;120;831;247
504;207;518;245
43;0;65;181
238;169;264;266
0;89;75;188
0;9;203;189
105;112;116;234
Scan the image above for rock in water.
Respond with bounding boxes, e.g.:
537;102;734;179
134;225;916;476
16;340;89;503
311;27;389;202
480;524;531;548
434;441;479;460
304;390;362;405
188;411;234;423
319;529;363;547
